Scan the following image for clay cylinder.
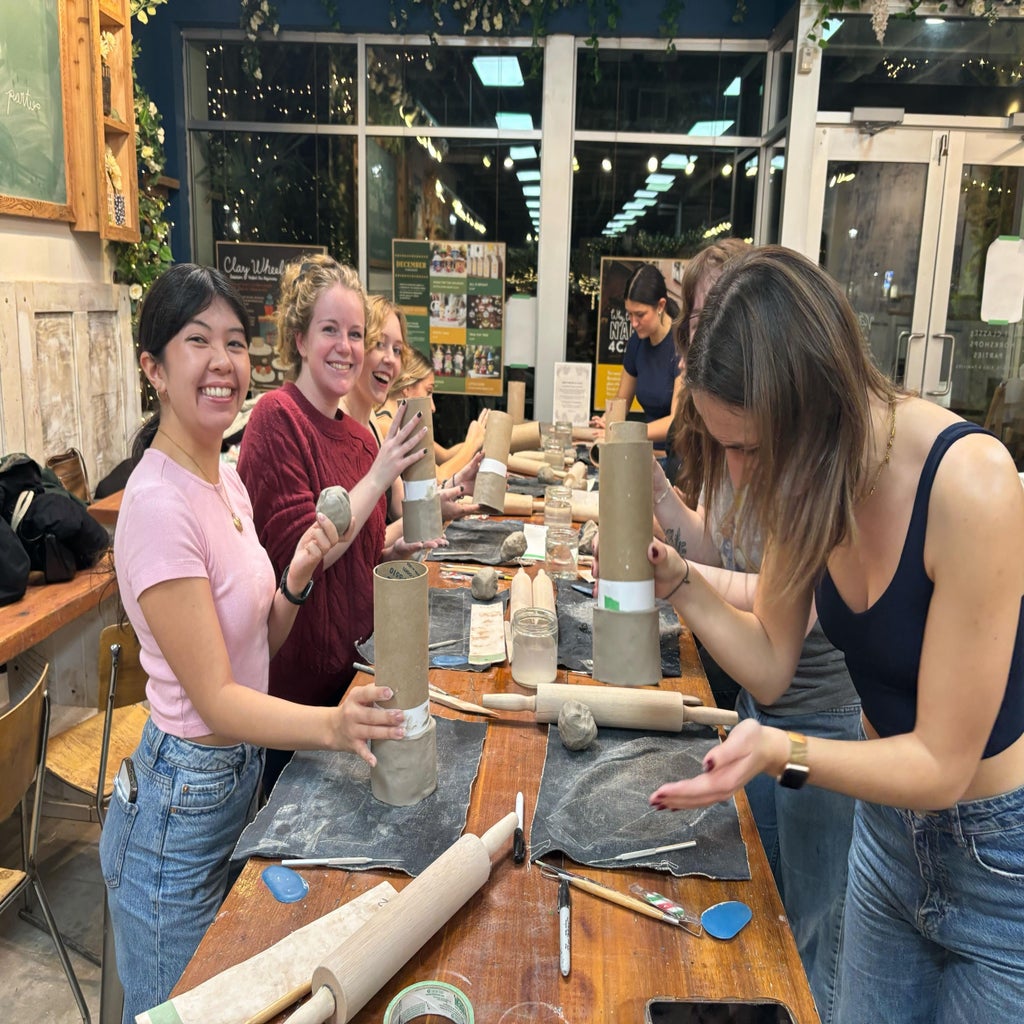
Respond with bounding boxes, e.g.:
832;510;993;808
607;419;647;443
369;561;436;805
311;814;516;1024
400;397;443;543
507;381;527;425
472;410;513;512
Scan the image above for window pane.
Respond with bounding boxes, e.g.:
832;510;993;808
193;131;357;264
367;45;543;129
820;16;1024;117
576;49;764;136
196;41;356;124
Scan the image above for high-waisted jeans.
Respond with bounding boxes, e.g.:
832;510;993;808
838;782;1024;1023
99;717;263;1024
737;690;860;1024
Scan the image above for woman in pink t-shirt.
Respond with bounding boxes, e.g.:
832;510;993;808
101;263;407;1024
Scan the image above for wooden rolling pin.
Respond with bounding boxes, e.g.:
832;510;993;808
482;683;738;729
286;813;518;1024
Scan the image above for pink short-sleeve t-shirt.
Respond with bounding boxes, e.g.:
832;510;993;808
114;448;276;738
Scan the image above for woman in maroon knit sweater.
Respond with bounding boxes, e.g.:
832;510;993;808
238;255;429;791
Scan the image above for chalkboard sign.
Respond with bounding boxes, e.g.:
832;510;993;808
0;0;73;221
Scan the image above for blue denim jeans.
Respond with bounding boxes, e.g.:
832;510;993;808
838;783;1024;1024
99;717;263;1024
737;690;860;1024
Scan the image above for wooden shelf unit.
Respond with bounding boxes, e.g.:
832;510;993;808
91;0;139;242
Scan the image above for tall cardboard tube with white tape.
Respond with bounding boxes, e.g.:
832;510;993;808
593;430;661;686
370;561;436;805
400;397;443;542
472;410;513;512
288;813;518;1024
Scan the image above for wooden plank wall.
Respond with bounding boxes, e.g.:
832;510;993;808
0;279;138;492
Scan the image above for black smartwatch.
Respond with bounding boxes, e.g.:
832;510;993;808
777;731;810;790
279;563;314;605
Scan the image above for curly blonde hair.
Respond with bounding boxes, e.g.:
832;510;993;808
276;254;366;379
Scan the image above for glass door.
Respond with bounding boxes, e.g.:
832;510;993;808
810;125;1024;466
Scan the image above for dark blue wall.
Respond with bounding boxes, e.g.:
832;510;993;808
134;0;795;260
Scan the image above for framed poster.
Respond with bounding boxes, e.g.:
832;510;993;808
393;239;506;397
0;0;74;222
215;241;327;391
594;256;686;411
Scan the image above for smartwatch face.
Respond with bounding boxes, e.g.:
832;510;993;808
779;763;810;790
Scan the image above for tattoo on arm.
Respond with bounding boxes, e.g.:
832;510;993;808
665;528;687;558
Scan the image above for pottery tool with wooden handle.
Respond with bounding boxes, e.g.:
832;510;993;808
482;682;738;729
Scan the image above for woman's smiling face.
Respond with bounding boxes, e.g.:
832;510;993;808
361;310;405;406
294;283;365;410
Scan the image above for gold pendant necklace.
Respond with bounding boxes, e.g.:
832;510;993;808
157;430;244;532
866;401;897;499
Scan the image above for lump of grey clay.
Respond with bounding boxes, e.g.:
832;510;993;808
471;567;499;601
499;530;528;562
578;519;598;556
316;485;352;536
558;699;598;751
536;465;560;484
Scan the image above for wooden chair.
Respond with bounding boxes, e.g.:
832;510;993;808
0;651;91;1023
44;622;149;826
27;622;147;976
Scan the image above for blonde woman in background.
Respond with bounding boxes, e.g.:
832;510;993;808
238;255;429;793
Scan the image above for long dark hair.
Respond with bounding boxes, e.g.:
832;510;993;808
686;246;898;598
624;263;680;320
131;264;251;464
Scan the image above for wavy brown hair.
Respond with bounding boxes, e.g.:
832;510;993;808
276;254;366;380
686;245;899;599
365;294;409;354
671;238;751;507
389;345;433;400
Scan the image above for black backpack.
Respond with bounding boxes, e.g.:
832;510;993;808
0;515;30;605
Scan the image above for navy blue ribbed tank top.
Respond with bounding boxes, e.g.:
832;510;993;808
815;421;1024;757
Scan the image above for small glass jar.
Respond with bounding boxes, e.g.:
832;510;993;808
543;484;572;529
554;421;574;458
543;436;564;469
545;526;579;580
511;607;558;688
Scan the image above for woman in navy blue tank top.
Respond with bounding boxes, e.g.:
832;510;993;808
632;246;1024;1023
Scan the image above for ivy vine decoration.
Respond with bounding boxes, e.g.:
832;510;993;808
240;0;280;81
805;0;1015;47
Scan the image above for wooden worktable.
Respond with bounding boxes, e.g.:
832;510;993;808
173;551;819;1024
0;555;115;666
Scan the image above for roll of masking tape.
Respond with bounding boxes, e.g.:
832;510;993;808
383;981;474;1024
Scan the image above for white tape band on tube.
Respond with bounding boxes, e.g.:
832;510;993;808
404;477;437;502
479;458;508;478
384;981;474;1024
400;699;431;739
597;578;656;612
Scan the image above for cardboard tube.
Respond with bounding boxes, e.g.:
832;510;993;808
472;410;513;512
605;398;628;425
400;398;436;484
598;438;654;586
510;421;542;452
307;814;517;1024
370;561;435;805
501;492;535;517
607;420;647;442
507;382;527;425
400;398;443;543
481;683;739;729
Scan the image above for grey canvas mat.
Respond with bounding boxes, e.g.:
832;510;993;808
233;716;487;876
529;725;750;879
